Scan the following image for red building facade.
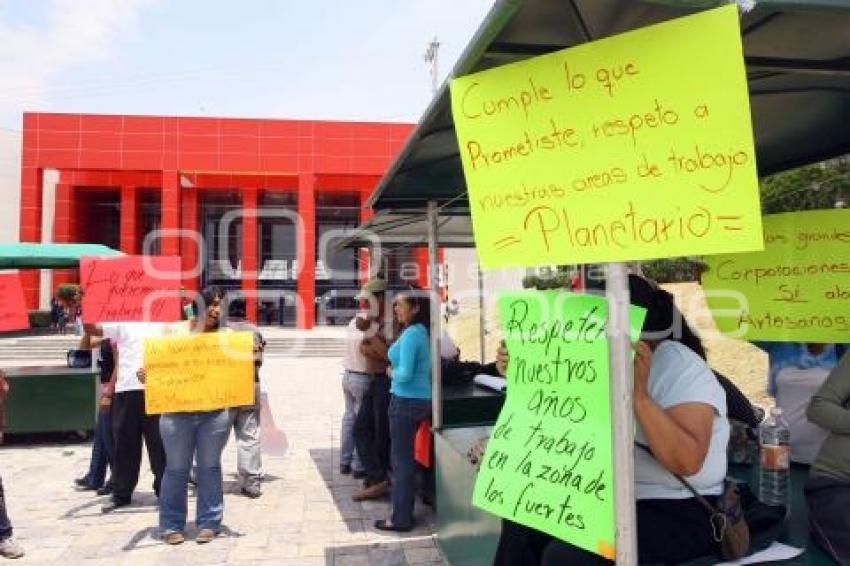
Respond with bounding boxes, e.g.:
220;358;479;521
19;112;417;328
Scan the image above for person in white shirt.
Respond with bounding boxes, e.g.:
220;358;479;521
339;309;373;478
100;322;169;513
440;329;460;361
753;342;847;464
494;275;730;565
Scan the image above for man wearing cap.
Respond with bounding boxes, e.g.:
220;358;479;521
351;278;397;501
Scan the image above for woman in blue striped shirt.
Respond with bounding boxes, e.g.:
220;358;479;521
374;289;432;532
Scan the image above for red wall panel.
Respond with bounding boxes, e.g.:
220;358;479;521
19;112;416;322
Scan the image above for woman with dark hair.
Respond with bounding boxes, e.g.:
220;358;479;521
139;286;233;545
494;275;731;565
374;289;432;532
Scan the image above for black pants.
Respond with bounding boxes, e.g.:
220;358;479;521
495;497;719;566
806;475;850;565
111;390;166;503
353;374;390;484
0;476;11;541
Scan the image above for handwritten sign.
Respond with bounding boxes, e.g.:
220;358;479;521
450;6;763;269
144;331;255;414
473;291;645;558
0;273;30;332
81;255;182;323
702;209;850;341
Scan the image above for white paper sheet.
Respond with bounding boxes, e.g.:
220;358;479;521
473;373;507;392
717;542;805;565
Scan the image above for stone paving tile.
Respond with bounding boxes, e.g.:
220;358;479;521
1;357;446;565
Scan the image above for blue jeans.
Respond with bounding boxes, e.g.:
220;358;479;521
159;410;232;533
389;395;431;529
83;408;113;489
0;476;11;541
340;371;371;470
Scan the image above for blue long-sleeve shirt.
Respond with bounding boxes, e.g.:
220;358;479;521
388;323;431;399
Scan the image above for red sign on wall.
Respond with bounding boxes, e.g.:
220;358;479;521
0;273;30;332
81;256;182;323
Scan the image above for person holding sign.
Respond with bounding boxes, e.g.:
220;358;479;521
137;287;235;545
805;351;850;564
373;289;432;532
99;320;168;514
494;275;730;565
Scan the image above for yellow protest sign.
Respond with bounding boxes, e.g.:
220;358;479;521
702;209;850;342
144;331;255;414
450;5;763;269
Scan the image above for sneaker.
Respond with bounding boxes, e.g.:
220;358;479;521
352;480;389;501
196;529;217;544
240;485;262;499
0;537;24;559
339;464;352;475
96;484;113;496
163;532;185;545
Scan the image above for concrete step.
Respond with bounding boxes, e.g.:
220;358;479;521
0;335;345;361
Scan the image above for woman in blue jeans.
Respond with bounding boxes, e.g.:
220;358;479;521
140;287;232;545
374;289;432;532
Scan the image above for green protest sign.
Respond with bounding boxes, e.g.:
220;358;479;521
473;291;645;559
702;209;850;342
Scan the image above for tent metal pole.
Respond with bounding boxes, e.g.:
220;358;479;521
605;262;638;565
478;263;486;363
428;201;443;431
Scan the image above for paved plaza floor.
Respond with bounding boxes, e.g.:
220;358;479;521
1;356;445;565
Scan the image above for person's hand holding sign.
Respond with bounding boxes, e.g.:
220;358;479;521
633;341;653;400
496;340;509;376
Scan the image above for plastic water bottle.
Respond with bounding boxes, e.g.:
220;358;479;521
758;406;791;509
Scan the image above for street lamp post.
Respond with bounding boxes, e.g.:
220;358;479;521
423;37;440;95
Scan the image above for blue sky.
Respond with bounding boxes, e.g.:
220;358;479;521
0;0;494;128
0;0;493;238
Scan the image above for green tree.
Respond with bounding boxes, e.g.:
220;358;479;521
759;157;849;214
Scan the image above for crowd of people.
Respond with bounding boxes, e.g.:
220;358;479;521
49;288;82;336
335;274;850;563
64;286;267;546
338;278;442;532
2;274;849;561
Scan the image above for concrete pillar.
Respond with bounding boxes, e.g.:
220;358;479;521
161;170;180;256
297;174;316;329
181;186;200;293
241;186;259;323
120;185;139;255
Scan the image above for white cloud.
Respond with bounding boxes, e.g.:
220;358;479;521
0;0;156;113
0;0;155;242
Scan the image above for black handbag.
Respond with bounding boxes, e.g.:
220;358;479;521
637;443;756;560
66;349;92;369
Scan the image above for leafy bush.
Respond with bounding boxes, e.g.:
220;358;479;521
641;257;707;283
56;283;81;302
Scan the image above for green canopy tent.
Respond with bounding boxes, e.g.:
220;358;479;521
348;1;850;564
0;243;122;438
0;243;122;269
